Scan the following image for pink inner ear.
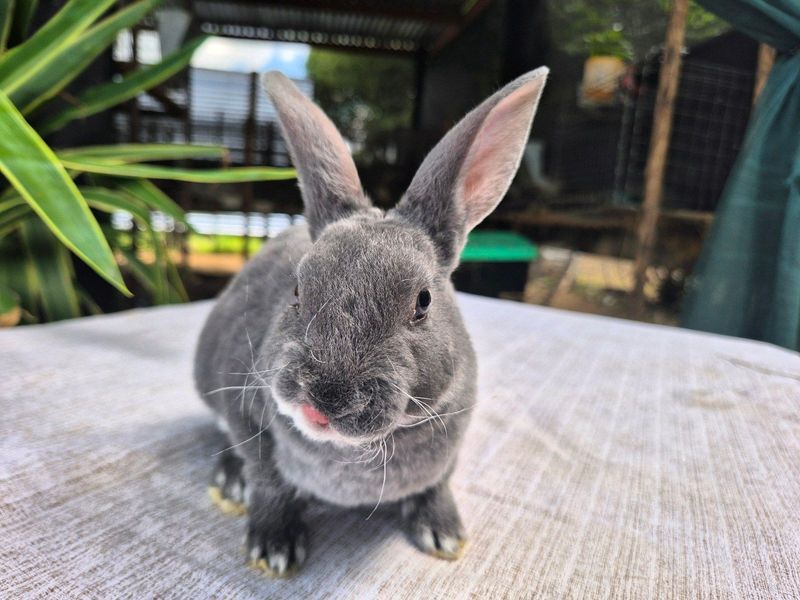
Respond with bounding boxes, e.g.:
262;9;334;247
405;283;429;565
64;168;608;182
459;79;545;230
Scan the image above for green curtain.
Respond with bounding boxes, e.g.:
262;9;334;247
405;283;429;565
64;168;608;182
681;0;800;350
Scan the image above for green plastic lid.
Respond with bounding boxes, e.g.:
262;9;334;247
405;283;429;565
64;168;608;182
460;230;538;262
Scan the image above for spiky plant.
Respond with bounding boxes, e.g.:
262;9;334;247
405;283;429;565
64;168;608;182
0;0;295;324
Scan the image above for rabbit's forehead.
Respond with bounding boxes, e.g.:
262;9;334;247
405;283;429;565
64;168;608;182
298;219;434;295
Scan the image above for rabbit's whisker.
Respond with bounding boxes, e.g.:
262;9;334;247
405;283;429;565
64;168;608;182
399;405;475;430
388;381;445;435
365;438;388;520
204;384;273;396
225;366;286;376
258;402;279;460
307;345;327;364
212;412;276;457
335;439;383;464
304;298;331;344
387;432;396;464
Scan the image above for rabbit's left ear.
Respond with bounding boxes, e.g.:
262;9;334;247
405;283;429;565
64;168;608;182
392;67;548;269
263;71;373;239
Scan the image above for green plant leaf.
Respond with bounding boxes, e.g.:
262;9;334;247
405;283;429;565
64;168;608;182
8;0;38;48
0;232;39;315
83;179;192;237
117;240;173;305
166;258;188;302
16;0;159;115
0;90;130;294
0;0;15;53
117;244;156;293
0;285;19;312
81;186;151;223
76;287;102;315
149;227;169;304
0;202;32;238
86;188;173;304
0;0;118;95
58;143;228;165
114;178;189;226
40;35;207;134
83;186;188;305
0;194;25;211
20;218;81;321
59;158;298;183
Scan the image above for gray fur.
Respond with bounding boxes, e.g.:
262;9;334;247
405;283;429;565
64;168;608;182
262;71;380;239
392;67;548;269
194;67;548;574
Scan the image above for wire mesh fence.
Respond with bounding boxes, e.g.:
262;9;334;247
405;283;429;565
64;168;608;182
111;53;754;217
547;108;623;208
615;57;754;212
545;54;754;213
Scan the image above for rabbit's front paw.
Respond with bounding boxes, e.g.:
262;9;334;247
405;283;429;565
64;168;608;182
208;451;247;516
246;516;308;578
410;521;466;561
402;484;466;561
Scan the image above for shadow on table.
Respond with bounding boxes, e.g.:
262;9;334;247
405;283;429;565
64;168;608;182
84;414;406;588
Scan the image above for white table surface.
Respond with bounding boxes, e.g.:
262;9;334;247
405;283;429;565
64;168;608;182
2;295;799;599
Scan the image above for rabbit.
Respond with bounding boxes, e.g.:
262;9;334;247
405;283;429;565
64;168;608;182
194;66;549;577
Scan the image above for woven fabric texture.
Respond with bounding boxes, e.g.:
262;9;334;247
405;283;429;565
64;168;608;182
1;295;799;599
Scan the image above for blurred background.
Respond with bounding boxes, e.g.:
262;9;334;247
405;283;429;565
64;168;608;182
0;0;781;338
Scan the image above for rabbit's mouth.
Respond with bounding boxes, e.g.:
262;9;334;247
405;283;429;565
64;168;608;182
271;386;363;446
300;403;331;429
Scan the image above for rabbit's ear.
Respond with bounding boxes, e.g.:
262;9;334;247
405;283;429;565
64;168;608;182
262;71;372;239
392;67;548;269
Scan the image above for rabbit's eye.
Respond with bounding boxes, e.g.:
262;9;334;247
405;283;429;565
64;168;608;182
413;289;431;322
291;285;299;309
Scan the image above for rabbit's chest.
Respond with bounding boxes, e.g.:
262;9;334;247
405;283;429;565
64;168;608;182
273;430;454;507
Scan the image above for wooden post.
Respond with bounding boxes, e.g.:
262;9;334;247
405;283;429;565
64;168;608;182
632;0;689;312
753;44;775;106
180;68;193;269
411;49;427;130
264;122;275;165
129;26;141;143
128;25;141;261
241;72;258;259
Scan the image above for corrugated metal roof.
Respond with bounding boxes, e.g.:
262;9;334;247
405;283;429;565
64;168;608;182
190;0;472;52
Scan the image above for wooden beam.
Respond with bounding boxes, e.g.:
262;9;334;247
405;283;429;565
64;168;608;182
494;207;714;231
146;87;187;119
631;0;689;311
428;0;494;55
199;24;418;54
753;43;775;106
196;0;462;24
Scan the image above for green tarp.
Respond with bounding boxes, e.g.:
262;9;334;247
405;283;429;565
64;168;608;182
681;0;800;350
461;231;538;262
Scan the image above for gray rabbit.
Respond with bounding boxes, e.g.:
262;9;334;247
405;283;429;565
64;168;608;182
194;67;548;577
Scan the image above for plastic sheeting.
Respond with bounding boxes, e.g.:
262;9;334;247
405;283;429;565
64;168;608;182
682;0;800;350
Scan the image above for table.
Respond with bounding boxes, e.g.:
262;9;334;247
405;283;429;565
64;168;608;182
2;295;799;598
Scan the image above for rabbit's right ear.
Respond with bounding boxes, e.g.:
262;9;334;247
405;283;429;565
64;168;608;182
262;71;373;239
392;68;548;270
